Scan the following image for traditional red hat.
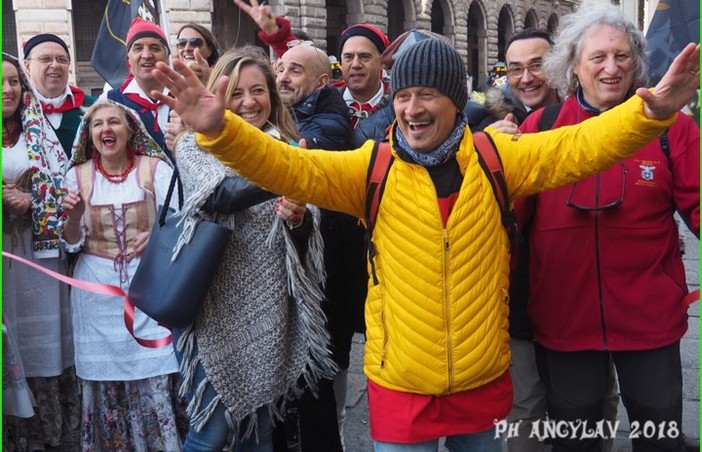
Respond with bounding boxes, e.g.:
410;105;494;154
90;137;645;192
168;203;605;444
338;24;389;55
126;17;169;54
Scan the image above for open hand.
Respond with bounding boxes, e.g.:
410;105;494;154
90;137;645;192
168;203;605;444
233;0;279;34
151;60;228;139
637;43;700;119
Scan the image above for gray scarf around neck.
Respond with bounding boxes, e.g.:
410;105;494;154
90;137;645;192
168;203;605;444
394;112;470;167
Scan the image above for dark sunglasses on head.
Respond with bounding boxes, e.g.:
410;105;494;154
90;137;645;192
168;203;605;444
287;39;315;48
177;38;204;49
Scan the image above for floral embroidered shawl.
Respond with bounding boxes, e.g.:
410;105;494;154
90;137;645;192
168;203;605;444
3;52;68;257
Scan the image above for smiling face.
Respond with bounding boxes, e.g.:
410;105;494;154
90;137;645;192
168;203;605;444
177;27;212;65
393;86;459;152
276;45;328;106
89;105;133;162
574;24;635;111
227;64;272;130
340;36;383;102
506;37;557;110
2;61;22;119
24;41;70;98
127;37;169;91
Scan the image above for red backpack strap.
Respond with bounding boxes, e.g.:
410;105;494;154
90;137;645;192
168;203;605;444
683;289;700;307
473;131;518;243
365;141;394;285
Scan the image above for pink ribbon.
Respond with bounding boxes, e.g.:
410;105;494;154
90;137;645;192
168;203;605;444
2;251;172;348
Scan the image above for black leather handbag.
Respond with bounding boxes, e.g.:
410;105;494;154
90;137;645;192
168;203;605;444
128;168;232;328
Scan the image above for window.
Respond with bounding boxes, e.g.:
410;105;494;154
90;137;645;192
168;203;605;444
3;0;18;57
72;0;104;61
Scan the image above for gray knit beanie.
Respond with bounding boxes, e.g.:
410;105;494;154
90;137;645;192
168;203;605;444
390;38;468;110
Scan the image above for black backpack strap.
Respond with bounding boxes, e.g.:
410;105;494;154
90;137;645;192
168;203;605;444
659;129;672;169
365;141;394;285
473;132;519;243
537;102;563;131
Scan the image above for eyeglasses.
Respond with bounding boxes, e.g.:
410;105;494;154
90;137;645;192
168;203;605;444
176;38;204;49
28;55;70;66
507;61;544;79
287;40;314;48
566;164;627;211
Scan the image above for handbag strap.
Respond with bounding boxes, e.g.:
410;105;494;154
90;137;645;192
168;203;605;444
160;166;185;227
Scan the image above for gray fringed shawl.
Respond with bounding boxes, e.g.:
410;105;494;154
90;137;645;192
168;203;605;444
173;132;338;438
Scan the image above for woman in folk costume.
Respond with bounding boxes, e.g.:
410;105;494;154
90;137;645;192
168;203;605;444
173;46;337;451
60;99;182;451
2;52;80;451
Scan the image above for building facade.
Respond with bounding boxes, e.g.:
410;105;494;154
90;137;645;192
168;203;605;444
4;0;653;96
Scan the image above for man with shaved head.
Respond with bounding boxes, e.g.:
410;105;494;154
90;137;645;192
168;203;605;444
275;41;355;452
276;42;350;149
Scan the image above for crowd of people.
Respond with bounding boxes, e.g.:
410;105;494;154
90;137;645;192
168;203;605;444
2;0;699;451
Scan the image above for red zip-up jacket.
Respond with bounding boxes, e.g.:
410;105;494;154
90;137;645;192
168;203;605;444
521;94;699;352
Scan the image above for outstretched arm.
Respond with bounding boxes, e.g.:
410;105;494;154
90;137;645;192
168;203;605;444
637;43;700;119
151;60;227;140
233;0;294;57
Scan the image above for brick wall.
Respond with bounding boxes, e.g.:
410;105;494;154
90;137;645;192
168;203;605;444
15;0;76;83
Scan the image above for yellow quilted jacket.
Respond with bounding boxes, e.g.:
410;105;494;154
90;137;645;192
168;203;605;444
198;96;674;396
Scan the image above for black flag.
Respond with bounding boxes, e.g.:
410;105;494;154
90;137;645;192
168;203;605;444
91;0;160;89
645;0;699;85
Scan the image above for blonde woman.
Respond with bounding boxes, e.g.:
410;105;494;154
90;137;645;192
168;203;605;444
173;46;336;451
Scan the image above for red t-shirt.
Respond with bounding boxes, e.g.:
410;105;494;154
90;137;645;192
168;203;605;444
367;187;512;442
368;372;512;442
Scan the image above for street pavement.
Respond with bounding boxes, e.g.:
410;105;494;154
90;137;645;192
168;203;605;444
46;229;699;451
343;226;700;452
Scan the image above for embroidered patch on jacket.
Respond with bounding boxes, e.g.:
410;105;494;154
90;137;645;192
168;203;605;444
639;164;656;181
633;158;664;188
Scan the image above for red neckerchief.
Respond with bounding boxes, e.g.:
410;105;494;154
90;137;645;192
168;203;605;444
120;75;163;133
40;85;86;114
349;101;377;129
348;81;391;129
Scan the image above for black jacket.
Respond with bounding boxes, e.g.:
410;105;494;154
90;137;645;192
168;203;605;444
293;84;369;339
293;85;351;150
473;84;532;340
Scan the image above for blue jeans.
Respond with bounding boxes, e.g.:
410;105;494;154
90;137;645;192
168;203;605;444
374;428;501;452
174;329;274;452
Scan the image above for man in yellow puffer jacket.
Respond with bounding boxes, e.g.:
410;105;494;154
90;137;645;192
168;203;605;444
151;39;699;451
